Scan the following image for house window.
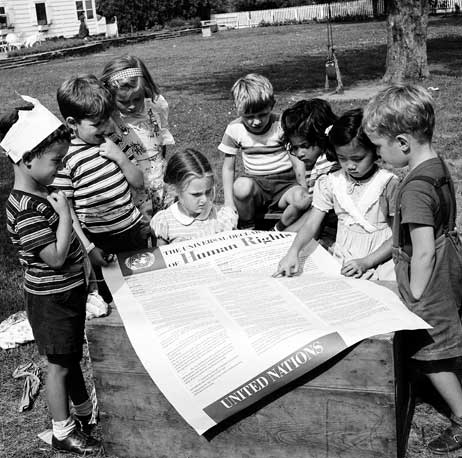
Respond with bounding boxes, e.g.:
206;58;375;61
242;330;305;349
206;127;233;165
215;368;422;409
0;7;8;27
76;0;94;21
35;3;48;25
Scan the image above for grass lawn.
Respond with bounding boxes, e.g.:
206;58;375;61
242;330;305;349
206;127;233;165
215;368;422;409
1;15;462;457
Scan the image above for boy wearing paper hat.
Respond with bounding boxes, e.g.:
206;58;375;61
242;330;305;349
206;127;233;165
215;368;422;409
1;97;101;455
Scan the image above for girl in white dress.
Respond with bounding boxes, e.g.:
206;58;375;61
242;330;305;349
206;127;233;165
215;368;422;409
100;55;175;229
151;149;238;245
275;108;398;280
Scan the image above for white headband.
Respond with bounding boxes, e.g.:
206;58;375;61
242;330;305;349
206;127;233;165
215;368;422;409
108;67;143;85
0;95;62;163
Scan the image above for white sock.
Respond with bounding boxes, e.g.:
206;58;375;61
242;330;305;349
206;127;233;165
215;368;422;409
52;416;76;440
74;398;92;417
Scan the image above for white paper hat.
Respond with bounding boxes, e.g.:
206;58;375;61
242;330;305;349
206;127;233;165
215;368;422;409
0;95;63;163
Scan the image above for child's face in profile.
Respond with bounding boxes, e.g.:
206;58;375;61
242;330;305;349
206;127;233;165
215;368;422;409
287;134;323;169
177;176;214;218
239;104;273;134
26;141;68;187
367;131;407;168
73;117;111;145
115;87;145;116
335;141;376;180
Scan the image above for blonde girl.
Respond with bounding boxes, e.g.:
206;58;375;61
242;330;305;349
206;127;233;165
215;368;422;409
151;149;238;245
100;54;175;226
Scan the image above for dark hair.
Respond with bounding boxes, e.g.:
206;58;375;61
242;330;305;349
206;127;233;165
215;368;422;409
328;108;377;161
57;74;114;122
100;54;160;100
281;99;338;160
22;124;71;163
164;148;214;191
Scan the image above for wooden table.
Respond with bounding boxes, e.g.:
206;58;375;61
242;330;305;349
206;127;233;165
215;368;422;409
86;308;413;458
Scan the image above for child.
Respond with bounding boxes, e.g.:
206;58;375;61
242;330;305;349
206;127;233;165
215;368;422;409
219;73;310;230
100;55;175;228
275;108;398;281
151;148;238;244
53;74;147;304
363;84;462;454
279;98;340;233
1;97;100;454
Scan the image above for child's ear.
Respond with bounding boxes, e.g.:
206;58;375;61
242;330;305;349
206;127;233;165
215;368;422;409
396;134;410;154
65;116;78;133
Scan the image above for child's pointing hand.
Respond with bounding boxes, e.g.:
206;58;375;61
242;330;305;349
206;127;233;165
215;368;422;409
99;137;124;164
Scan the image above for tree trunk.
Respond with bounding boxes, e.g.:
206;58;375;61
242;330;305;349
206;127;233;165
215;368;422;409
383;0;430;83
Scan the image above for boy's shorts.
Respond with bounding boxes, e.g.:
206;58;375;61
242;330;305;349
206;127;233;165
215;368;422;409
243;169;298;214
86;220;148;254
25;284;87;356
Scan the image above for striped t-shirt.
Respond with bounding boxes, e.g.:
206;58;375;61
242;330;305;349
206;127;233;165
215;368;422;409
218;113;292;176
6;190;85;295
52;139;141;235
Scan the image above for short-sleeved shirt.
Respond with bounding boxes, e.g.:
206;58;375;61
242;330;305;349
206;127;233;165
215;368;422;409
6;190;85;295
218;113;292;176
52;139;141;235
394;157;452;255
305;154;340;197
150;203;238;244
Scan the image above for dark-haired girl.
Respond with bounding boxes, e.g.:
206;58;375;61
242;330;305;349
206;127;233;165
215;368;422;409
275;108;398;280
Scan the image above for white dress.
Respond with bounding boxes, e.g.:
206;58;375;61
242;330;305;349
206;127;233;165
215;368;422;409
313;168;399;280
117;96;175;222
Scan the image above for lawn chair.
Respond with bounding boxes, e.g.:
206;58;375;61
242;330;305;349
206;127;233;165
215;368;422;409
5;32;23;51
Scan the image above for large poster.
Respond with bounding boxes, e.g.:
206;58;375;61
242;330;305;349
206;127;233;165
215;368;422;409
103;230;430;435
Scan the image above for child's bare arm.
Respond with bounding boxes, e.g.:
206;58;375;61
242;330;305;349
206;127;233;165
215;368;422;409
289;155;307;187
39;191;73;269
409;223;435;299
99;137;144;189
222;154;237;211
341;238;393;278
273;207;326;277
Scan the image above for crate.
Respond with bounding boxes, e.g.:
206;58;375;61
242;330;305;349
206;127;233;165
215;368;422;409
86;309;413;458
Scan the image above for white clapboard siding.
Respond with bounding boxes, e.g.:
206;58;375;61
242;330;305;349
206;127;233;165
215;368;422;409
0;0;101;39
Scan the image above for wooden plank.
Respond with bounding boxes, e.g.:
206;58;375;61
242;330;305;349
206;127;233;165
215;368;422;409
93;371;398;458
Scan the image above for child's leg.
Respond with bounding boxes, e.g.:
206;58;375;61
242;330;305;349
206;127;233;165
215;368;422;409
427;371;462;417
277;186;311;229
48;355;100;454
425;370;462;453
233;177;259;228
46;360;70;421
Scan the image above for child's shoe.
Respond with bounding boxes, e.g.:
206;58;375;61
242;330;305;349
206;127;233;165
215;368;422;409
427;414;462;454
52;428;101;455
75;413;94;436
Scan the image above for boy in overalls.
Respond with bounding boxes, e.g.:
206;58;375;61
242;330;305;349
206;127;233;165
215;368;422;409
364;84;462;454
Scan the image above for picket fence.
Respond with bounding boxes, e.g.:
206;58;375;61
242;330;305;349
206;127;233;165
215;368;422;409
211;0;384;29
211;0;460;29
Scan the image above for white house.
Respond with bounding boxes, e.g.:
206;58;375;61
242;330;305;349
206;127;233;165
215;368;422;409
0;0;110;40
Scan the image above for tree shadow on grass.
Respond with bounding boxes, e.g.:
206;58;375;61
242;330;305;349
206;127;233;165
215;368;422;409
165;35;462;99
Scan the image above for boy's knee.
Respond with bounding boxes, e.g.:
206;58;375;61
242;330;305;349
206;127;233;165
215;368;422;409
233;177;255;200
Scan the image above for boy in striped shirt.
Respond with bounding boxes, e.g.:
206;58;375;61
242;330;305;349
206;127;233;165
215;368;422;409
53;75;147;303
2;97;100;454
220;73;310;229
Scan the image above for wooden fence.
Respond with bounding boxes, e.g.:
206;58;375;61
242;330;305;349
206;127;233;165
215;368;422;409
211;0;385;29
211;0;460;29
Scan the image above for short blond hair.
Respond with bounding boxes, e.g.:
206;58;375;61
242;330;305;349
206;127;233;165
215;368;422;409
231;73;275;114
363;84;435;143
